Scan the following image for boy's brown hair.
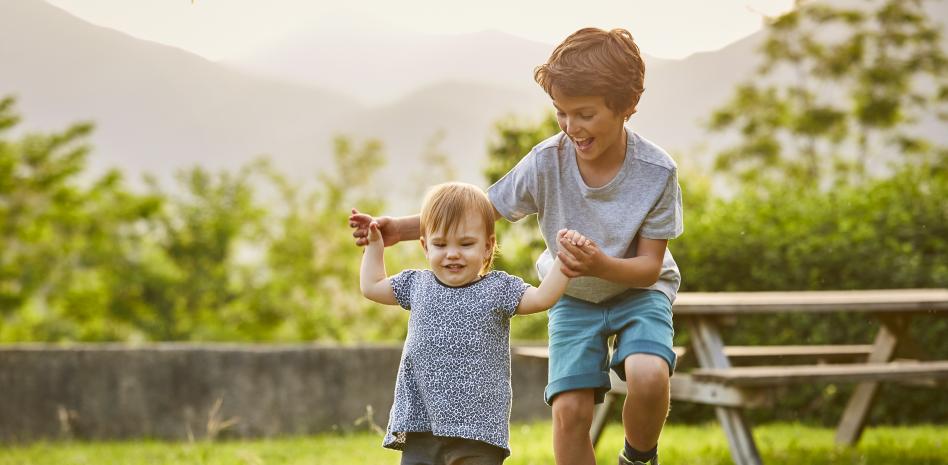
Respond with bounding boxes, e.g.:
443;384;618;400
534;27;646;117
419;182;497;274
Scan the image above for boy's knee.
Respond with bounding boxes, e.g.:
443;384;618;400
551;389;595;428
624;354;670;395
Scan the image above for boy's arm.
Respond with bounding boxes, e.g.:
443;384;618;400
348;206;506;247
359;222;398;305
558;234;666;288
350;209;420;247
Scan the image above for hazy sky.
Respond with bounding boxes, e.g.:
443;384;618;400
45;0;795;60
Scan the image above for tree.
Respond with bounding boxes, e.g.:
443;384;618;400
0;94;416;342
253;135;419;342
484;113;560;340
708;0;948;187
0;96;163;341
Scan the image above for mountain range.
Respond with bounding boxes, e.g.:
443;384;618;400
2;0;946;212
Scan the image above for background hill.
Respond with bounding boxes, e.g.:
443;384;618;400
3;0;946;211
0;0;371;188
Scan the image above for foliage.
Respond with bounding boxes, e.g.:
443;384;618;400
484;113;561;340
0;98;417;342
0;96;164;341
707;0;948;187
675;165;948;294
669;162;948;424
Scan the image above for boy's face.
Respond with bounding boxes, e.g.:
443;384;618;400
551;87;628;165
420;214;494;287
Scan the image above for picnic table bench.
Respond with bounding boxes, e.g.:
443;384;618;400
514;288;948;465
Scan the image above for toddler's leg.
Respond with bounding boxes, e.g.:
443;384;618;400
551;388;597;465
401;431;439;465
440;437;506;465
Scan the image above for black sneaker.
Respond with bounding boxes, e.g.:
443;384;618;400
618;450;659;465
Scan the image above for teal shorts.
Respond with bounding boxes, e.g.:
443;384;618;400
544;289;676;405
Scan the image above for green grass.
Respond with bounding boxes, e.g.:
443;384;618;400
2;422;946;465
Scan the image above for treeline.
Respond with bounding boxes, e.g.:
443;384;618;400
0;96;423;343
3;0;947;423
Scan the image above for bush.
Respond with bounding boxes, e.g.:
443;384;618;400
668;162;948;424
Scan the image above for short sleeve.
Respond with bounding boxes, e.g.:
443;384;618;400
492;272;530;318
389;269;419;311
487;149;540;222
640;169;684;240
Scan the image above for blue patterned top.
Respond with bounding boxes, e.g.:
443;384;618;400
383;269;529;455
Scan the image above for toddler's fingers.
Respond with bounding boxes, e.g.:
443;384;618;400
367;222;382;241
576;233;590;247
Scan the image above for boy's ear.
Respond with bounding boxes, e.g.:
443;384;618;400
419;236;428;254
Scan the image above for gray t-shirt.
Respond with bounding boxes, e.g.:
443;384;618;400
488;128;684;303
384;269;529;455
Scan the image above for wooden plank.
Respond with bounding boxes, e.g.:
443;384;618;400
688;318;762;465
690;361;948;387
722;345;871;359
717;408;762;465
605;372;772;408
515;345;873;362
688;318;731;368
673;289;948;315
511;346;554;359
836;317;903;445
668;374;769;408
589;392;615;446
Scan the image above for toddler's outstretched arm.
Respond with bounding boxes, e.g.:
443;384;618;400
516;229;579;314
359;222;397;305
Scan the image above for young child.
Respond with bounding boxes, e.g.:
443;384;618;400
360;182;578;465
351;28;683;465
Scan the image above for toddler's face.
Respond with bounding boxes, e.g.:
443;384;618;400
421;214;493;287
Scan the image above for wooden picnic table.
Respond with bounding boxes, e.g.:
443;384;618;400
514;288;948;465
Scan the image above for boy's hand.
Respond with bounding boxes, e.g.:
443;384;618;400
349;208;400;247
556;228;603;278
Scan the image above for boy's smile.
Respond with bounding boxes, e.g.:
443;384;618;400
551;87;629;169
421;215;494;287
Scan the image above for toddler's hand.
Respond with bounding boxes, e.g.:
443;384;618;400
557;228;591;248
367;221;383;244
556;229;601;278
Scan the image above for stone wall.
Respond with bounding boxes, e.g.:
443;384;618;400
0;343;549;443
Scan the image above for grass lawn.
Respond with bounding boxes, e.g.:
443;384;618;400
2;422;946;465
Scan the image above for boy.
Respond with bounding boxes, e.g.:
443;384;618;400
350;27;683;465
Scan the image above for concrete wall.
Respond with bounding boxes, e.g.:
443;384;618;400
0;343;549;443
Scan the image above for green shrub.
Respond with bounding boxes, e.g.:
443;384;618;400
669;163;948;424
